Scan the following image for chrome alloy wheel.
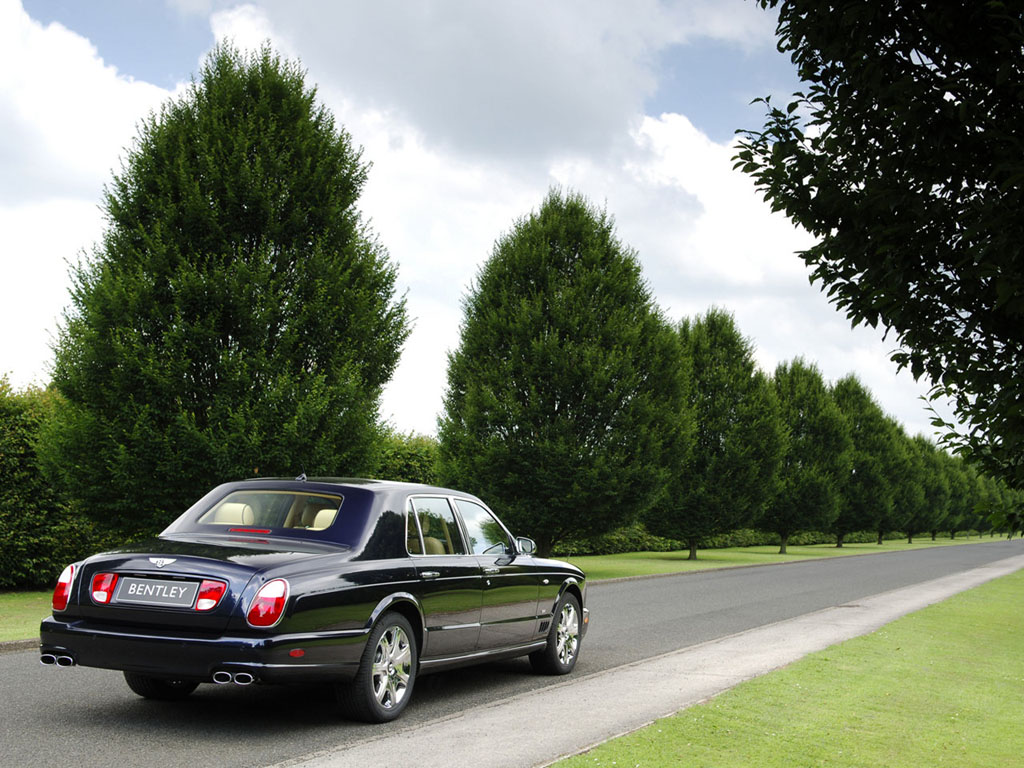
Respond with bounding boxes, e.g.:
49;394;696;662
555;601;580;666
371;625;412;710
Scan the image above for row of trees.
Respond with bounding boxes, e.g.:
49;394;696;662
3;44;1020;586
432;191;1022;557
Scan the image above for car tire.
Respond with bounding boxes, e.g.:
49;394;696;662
336;612;418;723
529;592;582;675
122;671;199;701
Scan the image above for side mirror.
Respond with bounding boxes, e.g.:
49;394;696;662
516;537;537;555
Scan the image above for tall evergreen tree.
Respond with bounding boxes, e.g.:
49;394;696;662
889;429;926;544
438;190;690;556
831;375;900;546
943;453;976;539
760;359;852;553
921;437;952;540
904;436;950;543
41;45;408;536
645;309;785;559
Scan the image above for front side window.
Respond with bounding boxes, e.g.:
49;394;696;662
407;497;467;555
455;499;510;555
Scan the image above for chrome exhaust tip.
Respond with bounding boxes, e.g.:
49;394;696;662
40;654;57;666
212;670;233;684
55;655;76;667
233;672;255;686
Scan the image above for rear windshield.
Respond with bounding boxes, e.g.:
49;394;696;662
192;490;343;533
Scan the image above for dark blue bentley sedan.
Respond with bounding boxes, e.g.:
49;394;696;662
40;478;589;722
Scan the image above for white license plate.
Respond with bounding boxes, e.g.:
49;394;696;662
113;577;199;607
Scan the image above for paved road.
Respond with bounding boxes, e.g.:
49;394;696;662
2;539;1019;768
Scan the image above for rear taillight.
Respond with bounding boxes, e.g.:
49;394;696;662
52;564;75;611
195;579;227;611
246;578;289;627
90;572;119;604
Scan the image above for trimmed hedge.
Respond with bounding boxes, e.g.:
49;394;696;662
0;382;106;589
551;522;934;557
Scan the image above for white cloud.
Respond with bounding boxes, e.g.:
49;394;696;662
1;0;949;445
0;1;173;386
209;3;277;56
232;0;774;164
0;198;104;385
0;1;170;204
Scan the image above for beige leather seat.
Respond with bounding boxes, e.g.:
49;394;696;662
415;510;448;554
422;536;446;554
308;508;336;530
211;502;255;525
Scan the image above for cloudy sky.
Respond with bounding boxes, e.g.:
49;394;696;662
1;0;953;439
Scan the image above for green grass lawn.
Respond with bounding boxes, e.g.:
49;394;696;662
556;567;1024;768
565;536;999;581
0;590;50;643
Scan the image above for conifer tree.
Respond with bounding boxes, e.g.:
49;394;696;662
438;190;690;556
759;359;852;553
831;375;901;546
645;309;785;559
42;45;408;535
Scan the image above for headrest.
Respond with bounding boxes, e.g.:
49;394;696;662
211;502;255;525
309;508;336;530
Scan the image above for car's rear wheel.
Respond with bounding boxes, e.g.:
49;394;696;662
123;671;199;701
530;592;582;675
336;612;418;723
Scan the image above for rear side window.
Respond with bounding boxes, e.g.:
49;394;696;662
196;490;343;532
407;497;467;555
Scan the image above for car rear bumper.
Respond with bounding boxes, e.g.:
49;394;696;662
40;616;367;683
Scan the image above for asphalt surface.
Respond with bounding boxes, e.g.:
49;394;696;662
2;539;1020;768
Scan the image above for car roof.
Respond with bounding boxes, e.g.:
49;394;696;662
241;476;481;499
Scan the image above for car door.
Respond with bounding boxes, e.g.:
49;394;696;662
407;495;482;658
453;498;541;649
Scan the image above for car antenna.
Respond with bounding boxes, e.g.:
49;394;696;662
295;468;307;482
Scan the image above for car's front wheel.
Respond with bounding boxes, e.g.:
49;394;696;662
336;612;418;723
122;671;199;701
530;592;582;675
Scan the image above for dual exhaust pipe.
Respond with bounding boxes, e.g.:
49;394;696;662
40;653;75;667
41;653;255;686
212;669;256;686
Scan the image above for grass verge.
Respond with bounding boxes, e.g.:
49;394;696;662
0;590;49;643
565;536;1001;581
555;568;1024;768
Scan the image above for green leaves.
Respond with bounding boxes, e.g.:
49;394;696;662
438;190;690;556
645;309;785;557
759;359;852;551
737;1;1024;489
43;44;408;536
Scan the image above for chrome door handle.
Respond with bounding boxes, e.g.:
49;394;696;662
483;567;500;575
421;571;440;579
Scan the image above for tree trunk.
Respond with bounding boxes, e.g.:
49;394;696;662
877;530;884;545
778;534;789;555
930;531;937;541
687;538;698;561
950;531;956;539
907;533;913;544
836;532;844;548
537;536;553;559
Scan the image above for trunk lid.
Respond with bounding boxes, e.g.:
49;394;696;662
69;534;351;633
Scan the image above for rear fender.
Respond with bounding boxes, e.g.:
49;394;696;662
366;592;425;651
